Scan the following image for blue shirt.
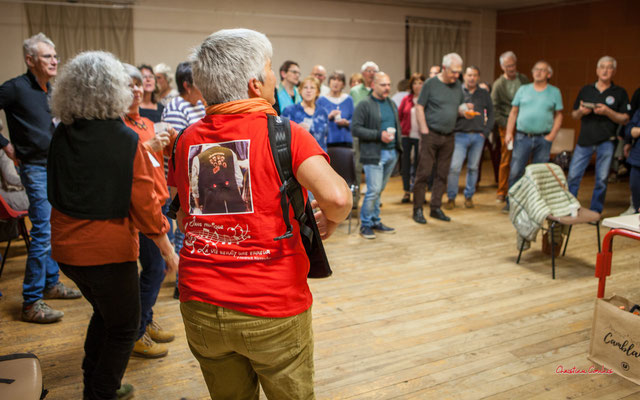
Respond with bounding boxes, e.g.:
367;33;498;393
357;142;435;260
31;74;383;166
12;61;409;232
317;94;354;145
282;103;329;151
373;97;397;149
512;83;563;134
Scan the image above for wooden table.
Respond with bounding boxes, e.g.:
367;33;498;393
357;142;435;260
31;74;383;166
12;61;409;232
595;214;640;298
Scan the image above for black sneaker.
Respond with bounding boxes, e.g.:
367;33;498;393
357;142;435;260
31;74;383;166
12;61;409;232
413;208;427;224
359;226;376;239
372;222;395;234
430;208;451;222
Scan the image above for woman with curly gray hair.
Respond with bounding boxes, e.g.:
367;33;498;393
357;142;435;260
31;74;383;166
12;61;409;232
47;50;178;400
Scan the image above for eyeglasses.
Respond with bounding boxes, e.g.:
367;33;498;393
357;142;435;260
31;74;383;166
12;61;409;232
532;67;548;72
39;54;60;62
288;70;301;75
142;75;155;80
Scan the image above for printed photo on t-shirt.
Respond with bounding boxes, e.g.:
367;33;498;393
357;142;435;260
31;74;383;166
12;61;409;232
188;140;252;215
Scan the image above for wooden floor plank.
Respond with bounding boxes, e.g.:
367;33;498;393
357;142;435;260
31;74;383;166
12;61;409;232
1;161;639;399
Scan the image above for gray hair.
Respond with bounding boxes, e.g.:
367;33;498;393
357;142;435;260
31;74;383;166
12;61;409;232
442;53;463;68
190;28;273;105
51;51;132;125
533;60;553;78
154;62;173;83
23;32;55;58
597;55;617;69
360;61;379;73
499;51;517;67
123;63;142;83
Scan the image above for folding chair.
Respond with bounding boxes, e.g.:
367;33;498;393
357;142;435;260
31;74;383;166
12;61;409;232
327;147;359;234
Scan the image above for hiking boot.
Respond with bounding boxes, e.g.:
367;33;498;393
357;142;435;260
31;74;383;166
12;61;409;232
146;320;175;343
22;299;64;324
444;199;455;210
359;226;376;239
413;208;427;224
43;281;82;300
132;332;168;358
430;208;451;222
116;383;134;400
372;222;395;234
464;198;474;208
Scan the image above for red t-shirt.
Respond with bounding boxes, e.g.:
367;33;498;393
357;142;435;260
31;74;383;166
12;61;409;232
170;112;328;318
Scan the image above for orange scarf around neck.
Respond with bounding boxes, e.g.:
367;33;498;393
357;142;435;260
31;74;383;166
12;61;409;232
206;98;277;116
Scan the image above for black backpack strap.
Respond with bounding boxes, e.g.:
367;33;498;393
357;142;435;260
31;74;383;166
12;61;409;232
170;127;188;172
267;115;313;243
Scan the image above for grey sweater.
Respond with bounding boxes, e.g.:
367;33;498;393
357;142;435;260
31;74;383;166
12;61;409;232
352;95;403;165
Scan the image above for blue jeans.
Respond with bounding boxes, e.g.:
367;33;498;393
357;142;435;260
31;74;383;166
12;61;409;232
508;133;553;189
447;132;485;200
20;163;59;305
138;233;166;339
361;149;397;228
567;141;614;213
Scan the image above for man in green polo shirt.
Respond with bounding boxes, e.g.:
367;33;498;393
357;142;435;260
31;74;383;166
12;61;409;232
504;60;564;210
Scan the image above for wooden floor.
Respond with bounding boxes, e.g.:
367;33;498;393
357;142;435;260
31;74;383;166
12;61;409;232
1;161;640;400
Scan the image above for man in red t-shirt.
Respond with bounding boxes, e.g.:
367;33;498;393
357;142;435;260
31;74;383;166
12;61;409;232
170;28;352;398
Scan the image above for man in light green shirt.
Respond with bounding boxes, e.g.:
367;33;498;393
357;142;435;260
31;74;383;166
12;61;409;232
350;61;379;105
505;60;563;195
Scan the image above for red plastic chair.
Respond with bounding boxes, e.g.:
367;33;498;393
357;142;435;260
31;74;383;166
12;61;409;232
0;193;30;277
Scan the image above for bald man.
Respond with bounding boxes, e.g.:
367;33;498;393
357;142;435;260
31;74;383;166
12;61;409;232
312;64;330;96
352;72;402;239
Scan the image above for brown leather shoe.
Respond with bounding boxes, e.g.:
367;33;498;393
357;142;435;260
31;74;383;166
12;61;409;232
444;199;455;210
464;198;474;208
132;332;168;358
146;320;175;343
43;282;82;300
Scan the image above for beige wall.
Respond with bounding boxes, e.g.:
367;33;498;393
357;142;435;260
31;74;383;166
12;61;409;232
134;0;496;89
0;0;495;131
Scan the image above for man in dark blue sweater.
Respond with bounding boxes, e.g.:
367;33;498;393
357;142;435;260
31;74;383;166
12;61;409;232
0;33;80;324
445;66;494;210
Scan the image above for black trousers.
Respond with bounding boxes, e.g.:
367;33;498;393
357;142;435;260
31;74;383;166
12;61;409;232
413;132;455;210
60;261;140;400
401;137;420;192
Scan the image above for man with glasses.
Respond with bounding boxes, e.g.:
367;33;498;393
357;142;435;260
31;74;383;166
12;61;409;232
503;61;564;211
277;60;302;111
491;51;528;203
0;32;81;324
412;53;474;224
567;56;630;213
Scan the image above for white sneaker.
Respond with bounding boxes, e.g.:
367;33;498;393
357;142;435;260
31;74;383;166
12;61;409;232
620;205;637;216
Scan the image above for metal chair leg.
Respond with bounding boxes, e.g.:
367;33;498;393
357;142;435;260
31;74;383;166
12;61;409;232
562;225;572;256
596;222;601;253
0;238;11;278
551;221;556;279
18;219;30;250
516;235;526;264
